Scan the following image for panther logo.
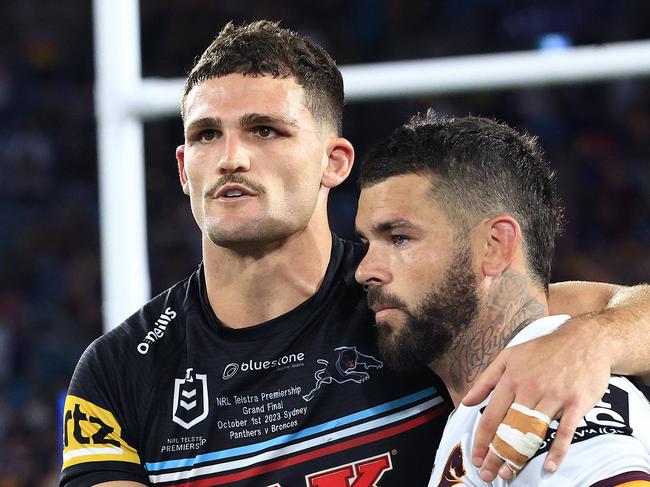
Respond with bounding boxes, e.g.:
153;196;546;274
302;346;383;402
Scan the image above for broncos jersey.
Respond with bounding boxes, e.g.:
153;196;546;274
61;235;449;487
429;315;650;487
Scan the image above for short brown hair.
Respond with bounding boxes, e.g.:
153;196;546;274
182;20;344;134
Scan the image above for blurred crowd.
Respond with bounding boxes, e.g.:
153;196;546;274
1;0;649;484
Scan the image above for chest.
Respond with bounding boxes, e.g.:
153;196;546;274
137;307;448;486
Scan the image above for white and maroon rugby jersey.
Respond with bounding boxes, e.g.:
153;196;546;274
429;315;650;487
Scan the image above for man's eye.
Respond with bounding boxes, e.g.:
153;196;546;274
391;235;409;247
199;130;217;142
254;126;277;139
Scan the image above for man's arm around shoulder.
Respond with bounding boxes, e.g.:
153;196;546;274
548;281;650;380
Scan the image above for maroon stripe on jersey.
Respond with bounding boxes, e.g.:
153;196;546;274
168;405;448;486
589;471;650;487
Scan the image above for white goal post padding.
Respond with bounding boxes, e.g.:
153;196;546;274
94;0;650;331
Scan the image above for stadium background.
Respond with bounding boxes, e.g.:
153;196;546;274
1;0;649;484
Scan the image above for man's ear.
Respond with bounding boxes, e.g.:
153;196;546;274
176;145;190;195
478;215;521;277
321;137;354;189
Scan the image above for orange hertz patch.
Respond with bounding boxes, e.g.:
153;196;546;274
62;395;140;469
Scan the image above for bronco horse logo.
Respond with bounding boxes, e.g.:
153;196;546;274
302;346;383;402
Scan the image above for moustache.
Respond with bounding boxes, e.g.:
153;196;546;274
366;286;407;311
205;174;266;198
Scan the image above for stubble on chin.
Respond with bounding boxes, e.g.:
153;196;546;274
203;217;304;255
205;223;258;248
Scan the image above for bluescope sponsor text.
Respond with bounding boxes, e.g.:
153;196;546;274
137;307;176;354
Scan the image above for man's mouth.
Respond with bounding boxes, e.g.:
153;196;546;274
366;287;407;318
370;304;402;320
370;304;393;314
214;184;257;199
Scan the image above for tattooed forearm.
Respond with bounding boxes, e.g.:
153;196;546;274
447;270;546;395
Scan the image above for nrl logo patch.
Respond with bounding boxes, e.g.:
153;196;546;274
172;368;209;429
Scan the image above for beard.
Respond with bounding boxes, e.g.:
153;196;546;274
369;246;480;371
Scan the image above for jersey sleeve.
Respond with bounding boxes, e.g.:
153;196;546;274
60;335;149;486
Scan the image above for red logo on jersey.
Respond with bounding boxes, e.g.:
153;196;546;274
306;453;393;487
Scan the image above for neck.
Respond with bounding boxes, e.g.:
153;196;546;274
434;269;548;406
202;218;333;329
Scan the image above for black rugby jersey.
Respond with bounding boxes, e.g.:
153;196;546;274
61;235;450;486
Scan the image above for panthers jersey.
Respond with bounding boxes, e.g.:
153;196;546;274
429;315;650;487
61;235;449;486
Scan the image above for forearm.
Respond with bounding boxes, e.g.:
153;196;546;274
547;281;621;316
605;284;650;378
551;283;650;379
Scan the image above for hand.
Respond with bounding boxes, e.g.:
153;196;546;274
462;317;612;481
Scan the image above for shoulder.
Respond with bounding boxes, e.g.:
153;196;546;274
72;271;198;390
96;272;196;356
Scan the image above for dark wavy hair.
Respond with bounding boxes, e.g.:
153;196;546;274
181;20;344;134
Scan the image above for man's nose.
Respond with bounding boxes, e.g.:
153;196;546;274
355;245;391;286
216;134;251;174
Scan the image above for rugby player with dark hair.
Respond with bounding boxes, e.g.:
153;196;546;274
356;111;650;484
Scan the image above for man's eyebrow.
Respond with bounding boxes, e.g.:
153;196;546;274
240;113;299;128
356;220;420;240
185;117;221;134
375;220;420;233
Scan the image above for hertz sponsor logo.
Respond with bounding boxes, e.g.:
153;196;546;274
137;307;177;354
62;395;140;469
